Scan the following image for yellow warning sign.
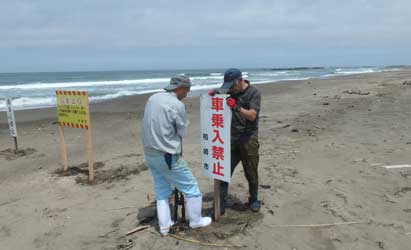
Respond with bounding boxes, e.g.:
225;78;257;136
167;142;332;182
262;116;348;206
56;90;89;129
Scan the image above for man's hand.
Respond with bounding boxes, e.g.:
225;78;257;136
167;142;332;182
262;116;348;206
208;90;216;96
226;97;240;112
226;97;236;108
227;97;257;120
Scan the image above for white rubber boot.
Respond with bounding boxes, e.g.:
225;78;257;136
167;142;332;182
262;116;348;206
156;200;174;235
185;196;212;229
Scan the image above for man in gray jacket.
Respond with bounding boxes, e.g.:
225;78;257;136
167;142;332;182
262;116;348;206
142;75;211;235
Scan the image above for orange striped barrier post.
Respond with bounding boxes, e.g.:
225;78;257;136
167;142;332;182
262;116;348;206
56;90;95;182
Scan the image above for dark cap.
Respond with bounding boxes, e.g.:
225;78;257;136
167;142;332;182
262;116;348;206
221;68;242;89
164;75;192;91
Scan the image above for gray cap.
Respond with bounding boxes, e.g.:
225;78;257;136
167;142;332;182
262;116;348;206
164;75;191;91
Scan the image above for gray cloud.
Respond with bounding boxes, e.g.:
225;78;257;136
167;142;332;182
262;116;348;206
1;0;410;72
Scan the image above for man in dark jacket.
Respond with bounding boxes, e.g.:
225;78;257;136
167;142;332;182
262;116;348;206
210;68;261;214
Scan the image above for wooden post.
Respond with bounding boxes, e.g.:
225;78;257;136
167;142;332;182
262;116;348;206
214;179;221;221
85;95;94;183
58;124;69;172
13;137;18;153
87;127;94;182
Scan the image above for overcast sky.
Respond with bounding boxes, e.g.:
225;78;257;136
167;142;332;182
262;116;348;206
1;0;410;72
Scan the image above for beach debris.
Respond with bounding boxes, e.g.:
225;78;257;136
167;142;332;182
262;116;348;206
382;164;411;169
322;102;329;105
259;184;271;189
402;80;411;85
278;150;300;154
353;158;367;163
291;128;299;132
377;241;385;249
116;239;135;250
342;89;370;95
239;221;249;234
288;138;305;143
126;225;150;236
282;124;290;128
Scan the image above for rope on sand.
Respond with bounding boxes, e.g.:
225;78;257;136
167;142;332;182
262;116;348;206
149;230;243;248
268;220;368;228
167;233;243;248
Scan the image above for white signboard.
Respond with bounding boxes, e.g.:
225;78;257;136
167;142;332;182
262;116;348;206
200;94;231;183
6;98;17;137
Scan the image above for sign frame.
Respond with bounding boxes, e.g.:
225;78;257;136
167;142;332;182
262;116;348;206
6;98;18;152
56;90;95;182
200;94;232;220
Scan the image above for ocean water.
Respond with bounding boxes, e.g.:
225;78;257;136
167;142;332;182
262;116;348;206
0;66;403;111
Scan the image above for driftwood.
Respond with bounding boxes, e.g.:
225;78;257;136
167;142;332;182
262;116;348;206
239;221;249;234
343;89;370;95
383;164;411;169
126;225;150;236
278;150;300;154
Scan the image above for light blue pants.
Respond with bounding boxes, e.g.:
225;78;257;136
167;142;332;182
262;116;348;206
144;153;202;200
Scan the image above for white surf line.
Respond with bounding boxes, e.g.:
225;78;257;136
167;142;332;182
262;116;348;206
382;164;411;169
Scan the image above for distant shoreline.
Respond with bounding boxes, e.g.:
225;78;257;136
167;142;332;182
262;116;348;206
1;69;410;125
1;66;409;112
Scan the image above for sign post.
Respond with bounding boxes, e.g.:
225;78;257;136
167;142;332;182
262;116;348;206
6;98;18;153
200;94;232;221
56;90;94;182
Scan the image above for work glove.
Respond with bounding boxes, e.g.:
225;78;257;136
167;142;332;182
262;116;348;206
208;90;216;96
226;97;240;112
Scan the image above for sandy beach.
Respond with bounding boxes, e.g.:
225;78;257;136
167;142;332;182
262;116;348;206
1;69;411;250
